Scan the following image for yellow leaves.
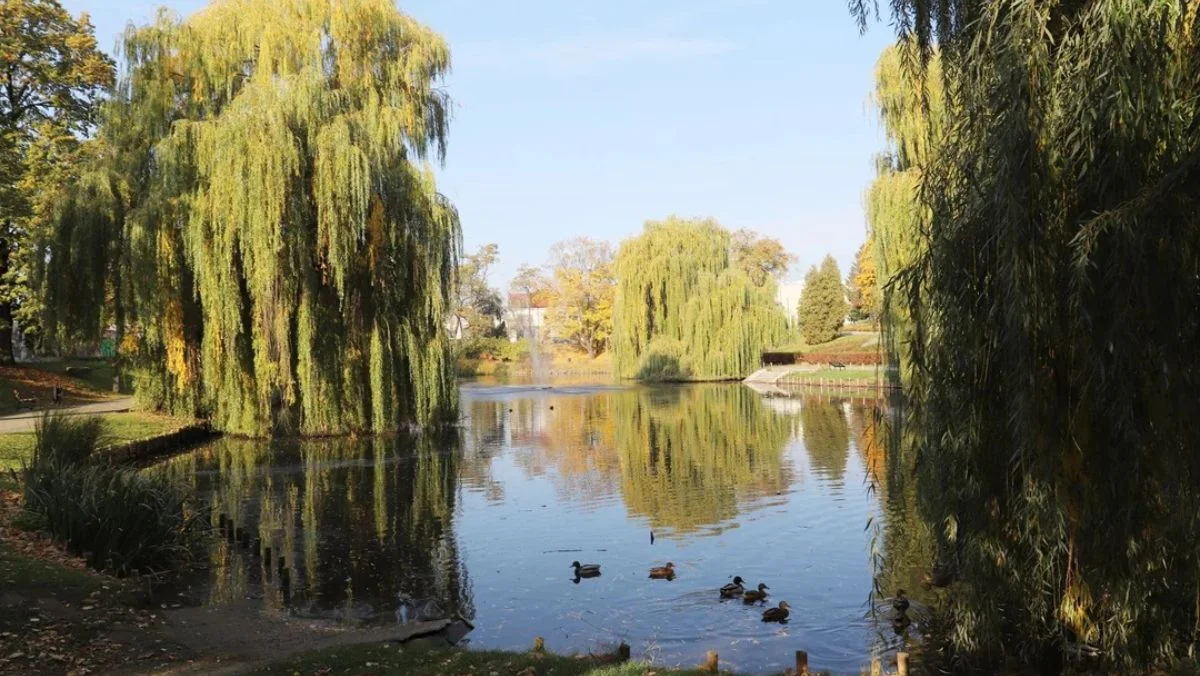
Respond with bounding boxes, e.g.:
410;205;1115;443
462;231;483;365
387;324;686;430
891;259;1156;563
163;297;192;392
1060;576;1099;644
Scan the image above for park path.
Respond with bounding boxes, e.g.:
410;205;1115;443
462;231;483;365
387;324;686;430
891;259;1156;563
0;397;136;433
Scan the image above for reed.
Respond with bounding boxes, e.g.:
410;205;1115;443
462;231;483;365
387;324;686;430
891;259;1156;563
21;413;202;575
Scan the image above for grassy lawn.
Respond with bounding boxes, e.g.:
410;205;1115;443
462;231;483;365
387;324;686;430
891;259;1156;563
768;332;880;355
28;358;132;395
0;410;195;472
255;642;757;676
0;359;132;416
0;538;105;603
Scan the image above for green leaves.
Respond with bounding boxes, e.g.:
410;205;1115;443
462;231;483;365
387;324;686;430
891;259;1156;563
45;0;461;435
797;254;847;345
859;1;1200;668
612;217;788;381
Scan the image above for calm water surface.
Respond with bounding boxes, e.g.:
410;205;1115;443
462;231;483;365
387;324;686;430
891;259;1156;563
160;382;903;674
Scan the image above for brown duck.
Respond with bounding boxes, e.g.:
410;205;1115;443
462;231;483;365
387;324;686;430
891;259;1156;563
648;562;676;580
761;600;791;622
742;583;770;603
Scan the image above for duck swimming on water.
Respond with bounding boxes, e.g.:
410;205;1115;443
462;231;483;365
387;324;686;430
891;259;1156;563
719;576;745;598
742;583;770;603
649;562;676;579
762;601;791;622
892;589;910;613
570;561;601;577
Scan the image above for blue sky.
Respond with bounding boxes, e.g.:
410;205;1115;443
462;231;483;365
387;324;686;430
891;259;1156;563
64;0;894;288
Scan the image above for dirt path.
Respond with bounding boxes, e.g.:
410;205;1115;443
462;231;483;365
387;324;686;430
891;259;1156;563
0;397;136;433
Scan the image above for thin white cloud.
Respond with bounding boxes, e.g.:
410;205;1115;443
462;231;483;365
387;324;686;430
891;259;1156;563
456;37;738;74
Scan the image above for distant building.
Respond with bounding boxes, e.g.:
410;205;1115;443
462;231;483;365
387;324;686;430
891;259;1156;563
505;292;548;342
775;280;805;326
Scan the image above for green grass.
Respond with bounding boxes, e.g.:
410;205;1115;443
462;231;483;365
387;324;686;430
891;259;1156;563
0;359;131;416
0;539;105;597
255;642;747;676
0;411;194;471
768;332;880;355
31;359;131;395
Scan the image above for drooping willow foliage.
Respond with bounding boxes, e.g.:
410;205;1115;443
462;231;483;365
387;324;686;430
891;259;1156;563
39;0;460;435
854;0;1200;668
612;217;788;381
864;45;943;375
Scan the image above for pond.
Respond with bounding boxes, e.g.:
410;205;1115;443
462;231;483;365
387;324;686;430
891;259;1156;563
158;382;916;675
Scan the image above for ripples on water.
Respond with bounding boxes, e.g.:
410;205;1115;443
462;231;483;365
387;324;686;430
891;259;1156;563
158;382;909;675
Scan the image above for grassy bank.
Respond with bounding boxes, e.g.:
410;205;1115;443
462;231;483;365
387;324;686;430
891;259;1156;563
769;332;880;356
0;410;196;472
255;641;841;675
0;512;192;674
16;414;203;575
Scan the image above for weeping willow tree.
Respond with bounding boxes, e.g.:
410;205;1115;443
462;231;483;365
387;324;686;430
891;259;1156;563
39;0;459;435
864;45;944;377
854;0;1200;669
612;217;788;381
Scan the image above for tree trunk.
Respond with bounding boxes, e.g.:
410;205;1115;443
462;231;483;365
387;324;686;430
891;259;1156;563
0;228;14;364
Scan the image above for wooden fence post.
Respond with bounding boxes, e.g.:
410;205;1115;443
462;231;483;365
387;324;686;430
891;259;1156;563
795;650;809;675
897;652;909;676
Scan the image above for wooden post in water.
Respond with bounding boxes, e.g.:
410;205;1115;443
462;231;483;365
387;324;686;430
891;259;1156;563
795;650;809;676
703;650;718;673
897;652;909;676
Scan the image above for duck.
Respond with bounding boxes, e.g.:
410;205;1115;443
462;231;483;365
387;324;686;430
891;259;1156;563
648;562;676;579
570;561;601;577
892;612;912;633
892;589;910;613
761;600;791;623
742;583;770;603
719;576;746;598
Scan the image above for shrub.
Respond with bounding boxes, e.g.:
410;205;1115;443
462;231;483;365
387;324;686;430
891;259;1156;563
454;337;529;362
21;413;202;575
635;337;693;382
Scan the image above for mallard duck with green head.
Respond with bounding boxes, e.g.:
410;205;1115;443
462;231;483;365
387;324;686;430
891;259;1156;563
742;583;770;603
648;562;676;579
761;600;791;623
571;561;601;578
719;576;745;598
